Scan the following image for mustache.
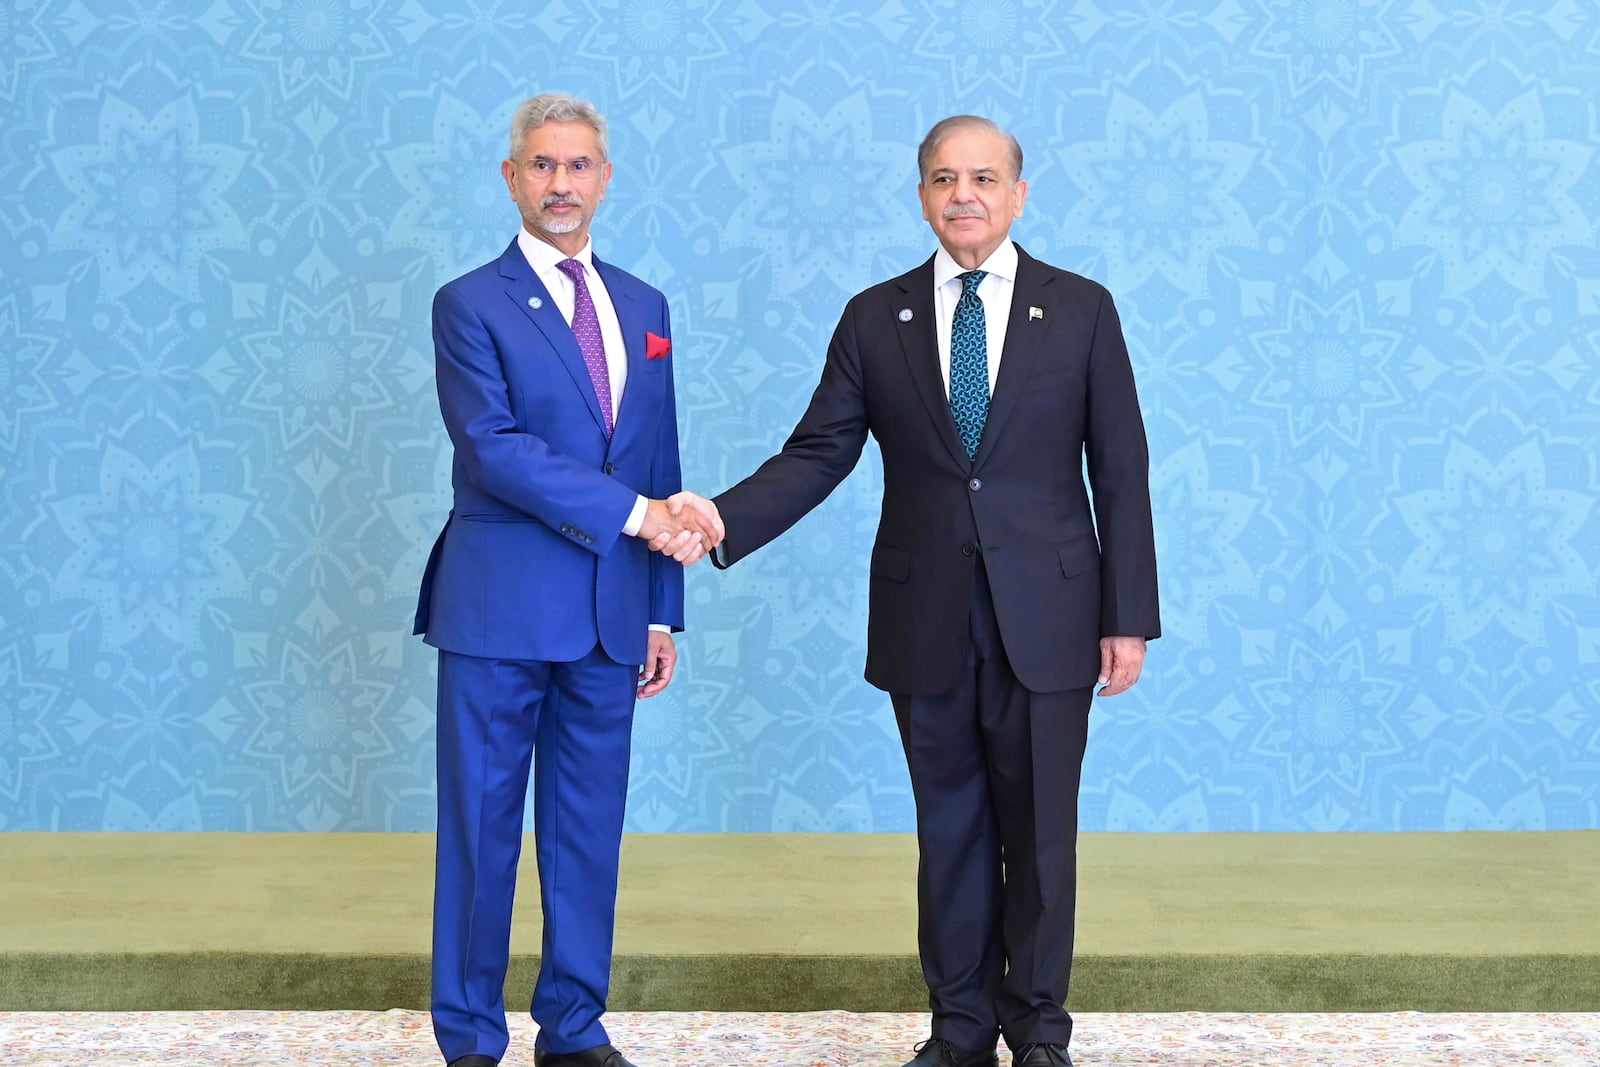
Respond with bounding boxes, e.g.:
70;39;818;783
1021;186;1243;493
942;203;987;219
541;193;585;209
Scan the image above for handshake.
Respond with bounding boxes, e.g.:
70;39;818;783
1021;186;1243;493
637;491;724;566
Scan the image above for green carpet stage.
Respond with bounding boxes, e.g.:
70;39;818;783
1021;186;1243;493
2;832;1596;1012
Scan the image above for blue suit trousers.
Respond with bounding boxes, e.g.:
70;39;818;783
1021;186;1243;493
431;645;637;1061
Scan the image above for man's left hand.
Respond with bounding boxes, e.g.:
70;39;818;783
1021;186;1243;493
1097;636;1146;697
638;630;678;697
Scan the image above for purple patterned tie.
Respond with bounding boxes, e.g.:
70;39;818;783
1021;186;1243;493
556;257;613;436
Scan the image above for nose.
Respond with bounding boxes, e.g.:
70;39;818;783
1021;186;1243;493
548;162;574;193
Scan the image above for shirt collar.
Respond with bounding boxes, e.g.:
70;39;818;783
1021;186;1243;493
933;239;1017;290
517;227;594;275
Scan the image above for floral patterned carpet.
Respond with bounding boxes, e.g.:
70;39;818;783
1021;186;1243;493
1;1009;1596;1065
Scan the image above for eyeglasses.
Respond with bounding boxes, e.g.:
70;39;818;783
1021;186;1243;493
515;156;603;184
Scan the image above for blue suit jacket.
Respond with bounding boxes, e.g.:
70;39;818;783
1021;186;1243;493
414;238;685;666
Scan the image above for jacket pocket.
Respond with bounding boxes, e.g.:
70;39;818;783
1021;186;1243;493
871;544;910;583
1058;535;1099;578
457;512;536;523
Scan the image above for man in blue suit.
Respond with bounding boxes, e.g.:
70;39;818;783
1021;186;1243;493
413;92;720;1067
672;116;1160;1067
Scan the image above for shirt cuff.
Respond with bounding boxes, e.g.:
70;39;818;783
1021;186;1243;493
648;624;671;633
622;494;648;538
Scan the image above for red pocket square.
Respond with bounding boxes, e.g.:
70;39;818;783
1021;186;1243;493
646;332;671;360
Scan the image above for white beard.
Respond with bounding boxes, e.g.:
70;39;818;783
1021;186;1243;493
537;213;583;235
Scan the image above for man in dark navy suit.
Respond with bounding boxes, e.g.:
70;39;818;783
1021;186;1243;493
414;92;719;1067
672;116;1160;1067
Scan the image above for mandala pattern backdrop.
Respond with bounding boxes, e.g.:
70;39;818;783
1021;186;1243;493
2;1;1598;832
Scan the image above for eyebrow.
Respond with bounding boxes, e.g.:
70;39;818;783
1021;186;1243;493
929;165;1000;176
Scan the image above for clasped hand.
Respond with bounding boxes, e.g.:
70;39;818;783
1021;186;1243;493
637;492;724;565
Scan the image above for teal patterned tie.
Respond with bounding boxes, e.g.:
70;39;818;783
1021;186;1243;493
949;269;989;461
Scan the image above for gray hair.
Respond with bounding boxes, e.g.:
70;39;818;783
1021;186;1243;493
508;92;609;162
917;115;1023;182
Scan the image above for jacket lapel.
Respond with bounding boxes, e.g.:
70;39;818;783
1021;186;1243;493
974;245;1055;468
893;257;969;469
498;240;609;435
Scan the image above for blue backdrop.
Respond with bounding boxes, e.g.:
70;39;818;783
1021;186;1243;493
1;1;1597;832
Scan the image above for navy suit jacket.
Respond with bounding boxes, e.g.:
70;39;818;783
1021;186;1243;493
414;238;685;666
713;246;1159;695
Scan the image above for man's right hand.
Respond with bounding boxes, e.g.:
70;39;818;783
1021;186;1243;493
637;493;723;565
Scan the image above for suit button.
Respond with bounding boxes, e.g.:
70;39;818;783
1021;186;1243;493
961;543;976;557
604;463;615;474
968;478;983;491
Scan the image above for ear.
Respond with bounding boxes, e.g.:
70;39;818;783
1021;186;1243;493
501;159;517;196
917;182;930;221
1011;178;1028;219
596;159;614;202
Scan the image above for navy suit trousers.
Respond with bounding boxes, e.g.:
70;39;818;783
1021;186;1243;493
891;559;1093;1052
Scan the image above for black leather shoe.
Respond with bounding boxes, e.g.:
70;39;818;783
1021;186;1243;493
1011;1044;1073;1066
533;1044;637;1067
904;1038;999;1067
447;1057;498;1067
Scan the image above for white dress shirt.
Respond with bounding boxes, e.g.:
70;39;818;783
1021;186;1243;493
933;239;1017;397
517;228;630;409
517;230;663;622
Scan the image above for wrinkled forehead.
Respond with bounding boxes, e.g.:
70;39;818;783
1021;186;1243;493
923;129;1015;180
516;120;603;158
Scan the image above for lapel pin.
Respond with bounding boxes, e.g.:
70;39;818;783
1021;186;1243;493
529;296;543;310
897;308;913;322
1029;306;1043;321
